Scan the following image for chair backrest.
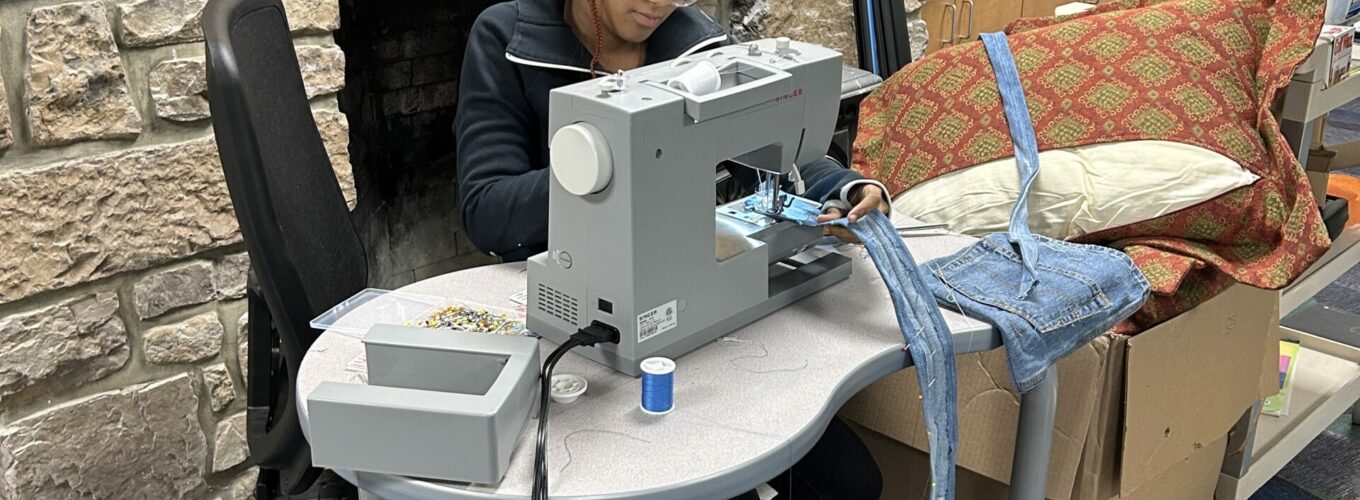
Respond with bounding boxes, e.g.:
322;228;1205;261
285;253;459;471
203;0;366;492
853;0;914;78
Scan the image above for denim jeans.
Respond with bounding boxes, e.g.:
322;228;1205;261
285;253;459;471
920;33;1150;393
750;32;1148;500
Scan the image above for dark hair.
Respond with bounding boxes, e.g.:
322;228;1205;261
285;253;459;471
587;0;604;76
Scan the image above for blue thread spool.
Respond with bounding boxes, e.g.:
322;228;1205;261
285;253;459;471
640;357;675;415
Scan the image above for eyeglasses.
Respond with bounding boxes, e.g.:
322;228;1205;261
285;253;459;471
671;0;699;6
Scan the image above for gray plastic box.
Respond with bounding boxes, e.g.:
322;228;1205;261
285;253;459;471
307;325;540;484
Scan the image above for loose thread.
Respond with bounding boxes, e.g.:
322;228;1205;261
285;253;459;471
715;337;809;374
558;429;652;474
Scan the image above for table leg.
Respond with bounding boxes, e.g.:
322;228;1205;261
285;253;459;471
1221;401;1263;478
1009;367;1057;500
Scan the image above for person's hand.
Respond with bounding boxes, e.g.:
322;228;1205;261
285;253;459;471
817;184;889;243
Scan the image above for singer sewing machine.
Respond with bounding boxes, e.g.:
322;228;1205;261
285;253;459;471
527;38;853;376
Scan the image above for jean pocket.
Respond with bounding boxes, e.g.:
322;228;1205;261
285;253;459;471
932;235;1114;333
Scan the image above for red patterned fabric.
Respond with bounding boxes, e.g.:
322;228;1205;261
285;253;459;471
853;0;1332;331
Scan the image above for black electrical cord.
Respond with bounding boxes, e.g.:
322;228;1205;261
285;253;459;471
533;338;580;500
532;322;620;500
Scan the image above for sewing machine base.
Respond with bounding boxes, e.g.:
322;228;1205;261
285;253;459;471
531;251;852;376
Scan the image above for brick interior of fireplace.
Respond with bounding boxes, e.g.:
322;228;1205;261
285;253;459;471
336;0;502;288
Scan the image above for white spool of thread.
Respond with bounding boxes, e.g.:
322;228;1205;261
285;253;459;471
667;61;721;95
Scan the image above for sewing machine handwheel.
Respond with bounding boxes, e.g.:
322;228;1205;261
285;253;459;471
550;123;613;196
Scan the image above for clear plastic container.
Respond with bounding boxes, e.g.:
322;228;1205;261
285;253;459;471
413;299;531;337
310;288;446;339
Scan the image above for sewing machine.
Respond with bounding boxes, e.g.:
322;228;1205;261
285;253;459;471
528;38;853;376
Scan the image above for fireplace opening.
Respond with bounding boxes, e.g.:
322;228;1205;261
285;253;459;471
335;0;502;288
331;1;865;288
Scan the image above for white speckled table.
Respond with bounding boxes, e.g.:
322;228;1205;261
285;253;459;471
296;225;1058;499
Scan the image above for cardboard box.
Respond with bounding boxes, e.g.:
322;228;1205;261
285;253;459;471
840;284;1280;499
850;422;1229;500
1320;25;1354;86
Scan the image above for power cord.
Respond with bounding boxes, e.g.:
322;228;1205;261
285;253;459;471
532;322;620;500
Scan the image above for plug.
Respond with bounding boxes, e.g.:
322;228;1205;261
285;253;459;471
571;321;620;347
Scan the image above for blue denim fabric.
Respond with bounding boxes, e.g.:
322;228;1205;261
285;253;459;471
919;33;1150;393
986;32;1042;300
757;199;958;500
830;211;957;500
746;32;1148;499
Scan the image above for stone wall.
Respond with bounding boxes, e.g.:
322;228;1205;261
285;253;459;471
700;0;928;69
0;0;350;497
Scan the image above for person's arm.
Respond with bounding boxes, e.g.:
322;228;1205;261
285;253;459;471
796;156;889;216
455;11;550;257
801;157;890;241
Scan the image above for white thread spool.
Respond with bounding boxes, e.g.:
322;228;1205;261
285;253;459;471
667;61;721;95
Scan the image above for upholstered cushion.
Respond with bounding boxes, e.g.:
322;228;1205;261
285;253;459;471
853;0;1331;330
892;141;1259;240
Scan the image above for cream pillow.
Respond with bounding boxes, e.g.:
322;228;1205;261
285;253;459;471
891;141;1260;240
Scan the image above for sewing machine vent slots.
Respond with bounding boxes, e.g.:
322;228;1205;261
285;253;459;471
536;282;579;326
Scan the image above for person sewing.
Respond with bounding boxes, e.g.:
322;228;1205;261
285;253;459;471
455;0;886;498
456;0;890;262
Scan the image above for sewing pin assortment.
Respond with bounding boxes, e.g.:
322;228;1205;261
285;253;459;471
413;305;529;336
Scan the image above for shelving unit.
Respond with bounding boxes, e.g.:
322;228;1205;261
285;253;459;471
1216;32;1360;494
1215;224;1360;500
1280;39;1360;126
1217;328;1360;499
1281;228;1360;314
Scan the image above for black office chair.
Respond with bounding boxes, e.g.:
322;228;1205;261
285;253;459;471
204;0;367;495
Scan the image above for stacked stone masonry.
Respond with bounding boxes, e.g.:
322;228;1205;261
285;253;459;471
144;311;225;365
212;412;250;473
726;0;927;67
149;58;213;122
0;110;354;305
0;374;207;499
0;0;348;496
118;0;210;47
0;292;127;404
203;363;236;412
149;46;345;122
0;25;10;151
25;2;142;147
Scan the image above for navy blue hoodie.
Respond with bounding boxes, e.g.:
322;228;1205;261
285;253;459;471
455;0;880;261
